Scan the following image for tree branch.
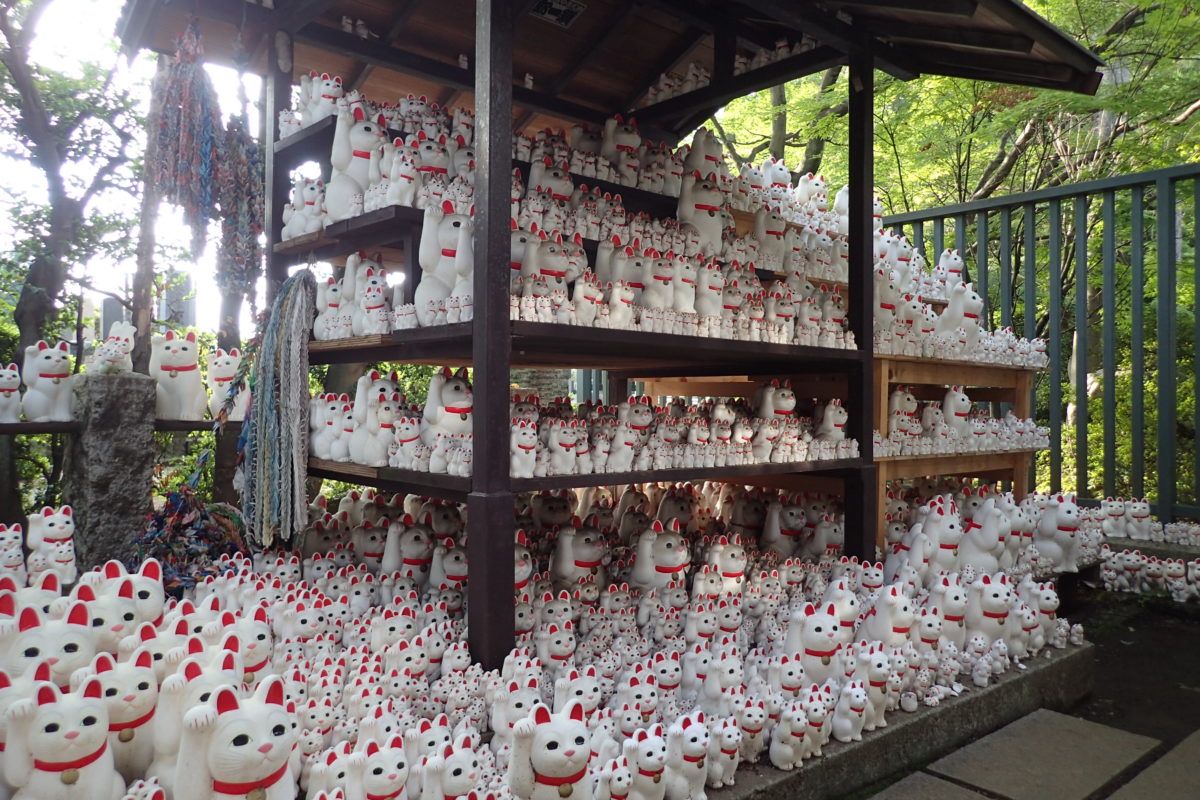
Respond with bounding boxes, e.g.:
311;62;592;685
1171;97;1200;125
970;117;1040;200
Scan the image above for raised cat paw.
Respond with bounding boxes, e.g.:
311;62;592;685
347;751;367;771
511;717;536;739
7;698;35;720
184;705;218;731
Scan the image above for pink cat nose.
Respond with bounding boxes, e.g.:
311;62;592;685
564;749;576;758
111;624;123;632
46;657;59;665
123;694;136;703
257;743;273;754
388;774;397;781
64;731;78;740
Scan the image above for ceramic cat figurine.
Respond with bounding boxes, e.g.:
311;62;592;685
173;676;297;800
72;650;158;783
0;362;20;423
3;602;95;690
206;349;250;421
663;711;708;800
508;701;592;800
21;340;76;422
24;504;77;584
4;678;126;800
149;331;207;421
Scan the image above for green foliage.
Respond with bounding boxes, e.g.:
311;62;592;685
716;1;1200;209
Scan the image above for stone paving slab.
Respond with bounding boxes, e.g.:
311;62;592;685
928;708;1159;800
709;645;1094;800
1108;727;1200;800
868;772;988;799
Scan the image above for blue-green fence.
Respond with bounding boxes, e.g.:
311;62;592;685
884;164;1200;521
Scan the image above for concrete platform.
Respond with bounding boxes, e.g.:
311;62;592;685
927;709;1159;800
1107;728;1200;800
1102;536;1200;562
867;772;986;799
710;643;1095;800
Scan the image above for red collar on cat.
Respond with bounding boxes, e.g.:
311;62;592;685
211;759;290;796
160;363;198;373
34;739;107;772
368;788;406;800
534;764;588;787
109;706;155;732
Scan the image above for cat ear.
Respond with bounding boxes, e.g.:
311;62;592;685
264;676;285;707
37;684;58;706
134;648;153;670
66;601;89;627
103;560;125;579
532;703;552;726
81;677;102;700
215;686;240;715
118;579;134;600
94;653;115;673
566;700;585;723
17;606;40;631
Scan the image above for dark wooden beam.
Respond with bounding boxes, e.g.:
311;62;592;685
833;0;978;16
619;26;706;113
279;0;338;33
295;23;609;125
633;45;846;129
915;55;1096;93
470;0;516;671
844;51;876;561
638;0;776;51
737;0;919;80
512;2;638;132
869;20;1034;53
346;0;423;91
977;0;1104;73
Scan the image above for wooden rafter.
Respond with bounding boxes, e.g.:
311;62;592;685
346;0;423;91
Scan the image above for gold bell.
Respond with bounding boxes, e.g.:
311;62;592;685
168;371;177;380
61;769;79;785
821;656;831;666
118;729;135;743
247;788;267;800
652;773;662;784
557;783;574;798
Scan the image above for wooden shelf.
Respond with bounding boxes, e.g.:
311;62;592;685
275;205;423;263
512;158;677;220
309;320;865;373
878;450;1036;482
308;458;471;502
154;420;243;432
0;421;81;434
309;456;865;499
273;114;335;165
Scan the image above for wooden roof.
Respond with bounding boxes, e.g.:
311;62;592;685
117;0;1103;139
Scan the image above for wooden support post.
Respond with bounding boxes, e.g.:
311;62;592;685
468;0;515;670
844;52;876;560
264;30;294;301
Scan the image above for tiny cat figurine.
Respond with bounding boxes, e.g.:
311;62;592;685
21;340;76;422
206;349;250;421
174;676;297;800
150;331;207;421
24;504;77;584
0;362;20;423
508;701;592;800
4;677;126;800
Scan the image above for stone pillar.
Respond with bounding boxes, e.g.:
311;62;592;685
63;373;157;569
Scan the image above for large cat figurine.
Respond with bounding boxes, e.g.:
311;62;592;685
1;602;95;689
70;650;158;783
21;340;76;422
3;678;126;800
206;349;250;421
173;677;297;800
508;701;593;800
149;331;207;420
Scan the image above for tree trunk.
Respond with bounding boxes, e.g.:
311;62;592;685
769;84;787;160
799;66;845;176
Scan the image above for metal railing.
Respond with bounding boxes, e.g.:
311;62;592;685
883;163;1200;521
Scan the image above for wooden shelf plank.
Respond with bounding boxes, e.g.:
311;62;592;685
309;457;864;498
153;420;243;432
309;321;866;373
876;449;1036;478
273;114;336;164
511;158;678;221
0;421;81;434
